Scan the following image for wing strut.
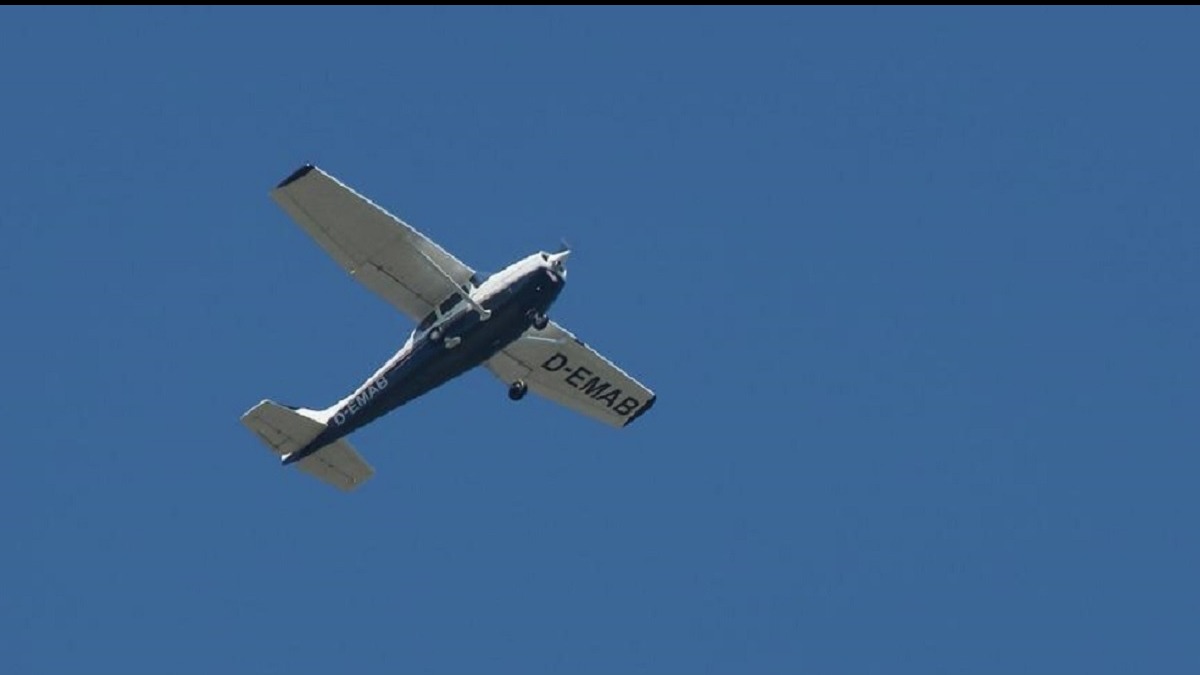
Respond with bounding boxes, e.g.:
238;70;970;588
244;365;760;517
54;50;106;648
414;246;492;321
520;334;568;345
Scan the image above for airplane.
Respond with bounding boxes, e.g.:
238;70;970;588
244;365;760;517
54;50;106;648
241;164;657;491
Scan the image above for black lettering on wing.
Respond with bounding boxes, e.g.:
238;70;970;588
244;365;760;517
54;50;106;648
613;397;640;416
581;377;608;398
541;353;568;372
565;366;591;388
596;388;621;408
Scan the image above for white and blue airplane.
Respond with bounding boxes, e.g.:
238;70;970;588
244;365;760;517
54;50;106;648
242;165;657;491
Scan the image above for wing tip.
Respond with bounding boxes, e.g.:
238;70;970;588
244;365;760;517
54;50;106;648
276;163;316;189
624;394;657;427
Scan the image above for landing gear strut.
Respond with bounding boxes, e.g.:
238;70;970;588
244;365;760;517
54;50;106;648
508;380;528;401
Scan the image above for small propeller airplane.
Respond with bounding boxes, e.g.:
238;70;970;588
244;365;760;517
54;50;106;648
242;164;657;491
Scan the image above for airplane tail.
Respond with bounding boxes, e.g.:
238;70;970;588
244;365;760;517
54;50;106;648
240;400;374;492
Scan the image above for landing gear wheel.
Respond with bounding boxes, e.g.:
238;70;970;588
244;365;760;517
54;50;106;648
508;380;528;401
532;313;549;330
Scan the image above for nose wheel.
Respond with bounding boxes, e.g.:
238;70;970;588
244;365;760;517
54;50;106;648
508;380;528;401
529;311;549;330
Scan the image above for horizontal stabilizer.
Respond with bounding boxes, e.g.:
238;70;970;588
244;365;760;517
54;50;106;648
241;400;374;492
241;400;324;456
295;439;374;492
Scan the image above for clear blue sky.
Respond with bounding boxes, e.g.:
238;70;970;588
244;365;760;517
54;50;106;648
2;7;1198;673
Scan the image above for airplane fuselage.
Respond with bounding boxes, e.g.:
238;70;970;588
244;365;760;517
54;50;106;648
283;255;565;465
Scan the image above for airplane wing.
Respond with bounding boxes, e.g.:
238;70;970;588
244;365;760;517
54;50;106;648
269;164;477;323
485;321;657;428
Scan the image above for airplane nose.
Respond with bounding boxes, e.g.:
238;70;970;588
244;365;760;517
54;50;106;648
548;250;569;278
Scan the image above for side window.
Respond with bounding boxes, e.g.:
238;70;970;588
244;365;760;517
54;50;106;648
415;292;465;338
416;310;437;333
438;293;463;315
